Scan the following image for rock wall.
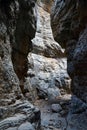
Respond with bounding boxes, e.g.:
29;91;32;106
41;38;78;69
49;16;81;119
0;0;37;94
37;0;54;13
11;0;37;93
25;1;70;101
51;0;87;103
51;0;87;129
0;0;40;129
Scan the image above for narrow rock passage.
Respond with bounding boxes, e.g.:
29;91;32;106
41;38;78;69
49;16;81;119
34;94;71;130
0;0;87;130
25;1;71;130
26;1;70;100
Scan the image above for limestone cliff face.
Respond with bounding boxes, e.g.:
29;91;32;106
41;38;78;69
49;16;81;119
51;0;87;103
0;0;40;130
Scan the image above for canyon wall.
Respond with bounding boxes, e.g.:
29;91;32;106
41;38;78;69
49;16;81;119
51;0;87;129
0;0;40;130
26;1;70;101
51;0;87;103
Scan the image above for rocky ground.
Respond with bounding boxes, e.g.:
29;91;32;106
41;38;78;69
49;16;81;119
34;94;71;130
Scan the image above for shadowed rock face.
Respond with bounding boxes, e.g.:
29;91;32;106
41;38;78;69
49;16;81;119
0;1;41;129
51;0;87;102
0;0;37;93
51;0;87;48
12;0;37;93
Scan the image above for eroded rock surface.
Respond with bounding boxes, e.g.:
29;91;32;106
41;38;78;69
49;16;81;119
51;0;87;129
11;0;37;93
26;2;70;101
0;0;40;129
27;53;70;100
51;0;87;102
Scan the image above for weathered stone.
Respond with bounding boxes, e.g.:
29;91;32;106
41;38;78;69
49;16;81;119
51;104;62;113
18;122;35;130
27;53;70;100
51;0;87;103
10;0;37;93
67;96;87;130
0;0;41;130
0;100;41;130
67;112;87;130
32;4;64;58
51;0;87;129
37;0;54;13
26;3;70;101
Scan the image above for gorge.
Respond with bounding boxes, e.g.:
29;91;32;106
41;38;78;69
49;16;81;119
0;0;87;130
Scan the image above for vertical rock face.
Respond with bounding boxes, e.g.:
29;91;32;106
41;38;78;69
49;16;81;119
51;0;87;103
26;1;70;101
0;0;37;94
51;1;87;129
11;0;37;93
0;0;41;130
0;0;21;108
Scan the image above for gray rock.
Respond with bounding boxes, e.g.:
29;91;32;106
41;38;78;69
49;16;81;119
27;53;70;100
0;1;41;130
67;111;87;130
32;4;64;58
70;96;87;114
51;104;62;113
18;122;35;130
6;127;18;130
51;0;87;103
51;1;87;129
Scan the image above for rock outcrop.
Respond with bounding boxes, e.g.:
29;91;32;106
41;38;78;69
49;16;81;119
0;0;40;129
51;0;87;129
